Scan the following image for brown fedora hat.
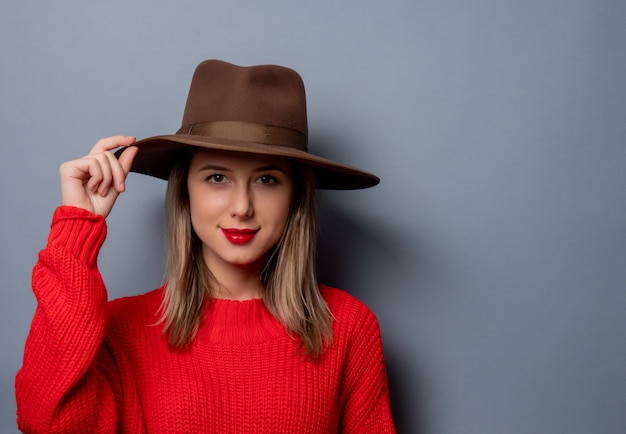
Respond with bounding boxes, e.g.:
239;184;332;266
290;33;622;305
123;59;379;190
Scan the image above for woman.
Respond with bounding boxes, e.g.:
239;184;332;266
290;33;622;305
16;60;396;433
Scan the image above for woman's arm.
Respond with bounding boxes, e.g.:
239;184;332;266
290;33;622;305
15;139;138;432
16;207;118;432
339;303;396;433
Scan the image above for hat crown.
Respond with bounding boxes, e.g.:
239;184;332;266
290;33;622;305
181;60;308;139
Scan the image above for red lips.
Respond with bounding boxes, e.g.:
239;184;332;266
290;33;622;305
221;228;258;245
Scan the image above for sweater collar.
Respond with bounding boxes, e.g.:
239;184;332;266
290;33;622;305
197;297;288;345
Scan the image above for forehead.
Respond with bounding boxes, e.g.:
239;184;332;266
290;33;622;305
189;148;292;170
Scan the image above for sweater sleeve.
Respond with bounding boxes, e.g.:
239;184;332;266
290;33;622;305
15;206;119;433
339;302;396;433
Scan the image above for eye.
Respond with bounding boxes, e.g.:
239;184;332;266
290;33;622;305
257;175;278;185
206;174;227;183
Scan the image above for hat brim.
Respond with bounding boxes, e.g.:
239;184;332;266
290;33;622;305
121;134;380;190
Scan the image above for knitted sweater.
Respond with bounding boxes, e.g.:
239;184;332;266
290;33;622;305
16;206;396;433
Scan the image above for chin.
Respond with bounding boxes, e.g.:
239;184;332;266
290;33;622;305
227;256;265;268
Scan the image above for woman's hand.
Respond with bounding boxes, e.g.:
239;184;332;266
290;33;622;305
60;136;139;217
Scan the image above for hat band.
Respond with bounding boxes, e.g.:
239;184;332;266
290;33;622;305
176;121;307;151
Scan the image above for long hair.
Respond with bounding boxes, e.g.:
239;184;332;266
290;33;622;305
159;149;332;357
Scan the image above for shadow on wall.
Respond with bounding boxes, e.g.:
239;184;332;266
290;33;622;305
316;199;426;433
387;352;426;434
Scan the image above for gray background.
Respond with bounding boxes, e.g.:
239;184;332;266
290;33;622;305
2;1;625;433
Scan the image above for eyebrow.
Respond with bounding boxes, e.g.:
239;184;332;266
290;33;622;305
196;164;289;174
253;165;289;174
196;164;231;172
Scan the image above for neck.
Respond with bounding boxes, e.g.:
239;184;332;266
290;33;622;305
208;261;265;301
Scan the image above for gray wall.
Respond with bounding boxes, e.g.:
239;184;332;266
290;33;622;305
2;1;625;433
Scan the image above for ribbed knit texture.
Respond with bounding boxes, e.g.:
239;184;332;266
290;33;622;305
16;206;396;433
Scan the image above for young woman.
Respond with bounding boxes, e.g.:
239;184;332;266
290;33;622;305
16;60;396;433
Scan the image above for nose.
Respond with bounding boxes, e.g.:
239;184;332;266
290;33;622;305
231;184;254;219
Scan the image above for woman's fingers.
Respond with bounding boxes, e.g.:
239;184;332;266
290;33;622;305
85;137;137;194
89;152;115;196
81;157;103;194
60;136;138;216
115;145;139;192
89;135;136;155
97;136;137;193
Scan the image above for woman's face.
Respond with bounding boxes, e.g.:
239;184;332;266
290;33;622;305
187;149;294;274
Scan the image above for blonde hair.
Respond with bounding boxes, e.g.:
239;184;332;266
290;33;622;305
159;149;332;357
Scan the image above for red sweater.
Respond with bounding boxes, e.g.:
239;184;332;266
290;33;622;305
16;206;396;433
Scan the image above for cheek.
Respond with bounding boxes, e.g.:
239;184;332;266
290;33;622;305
187;191;203;227
188;193;219;237
188;189;228;218
274;195;293;233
